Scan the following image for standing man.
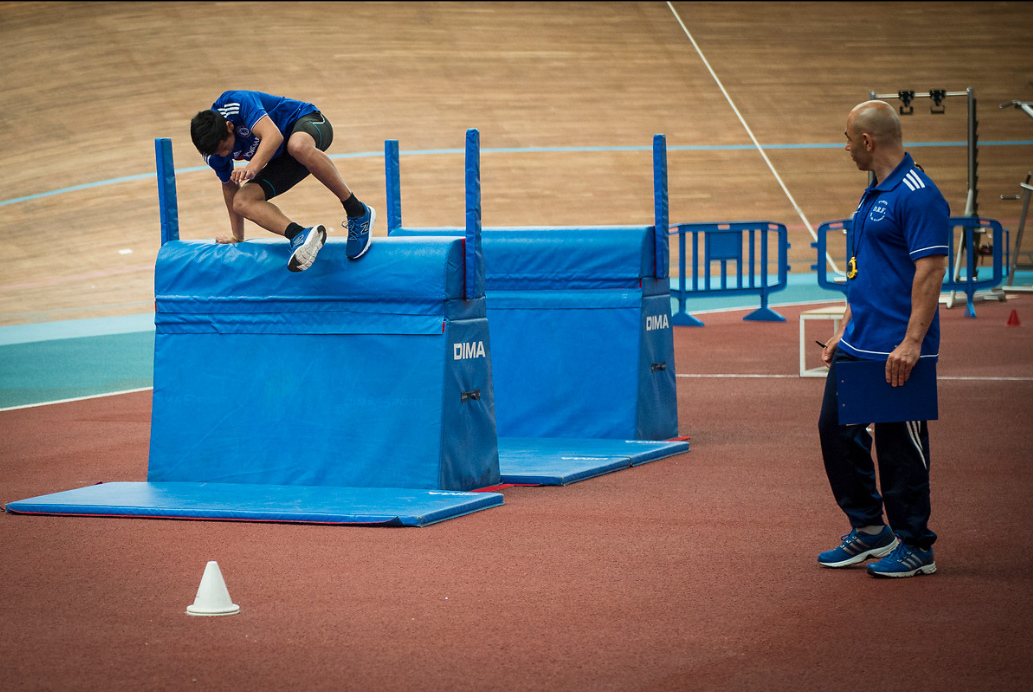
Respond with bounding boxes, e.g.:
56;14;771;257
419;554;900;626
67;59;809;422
816;100;949;578
190;90;375;272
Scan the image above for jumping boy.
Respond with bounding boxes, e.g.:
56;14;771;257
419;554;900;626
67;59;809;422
190;90;375;271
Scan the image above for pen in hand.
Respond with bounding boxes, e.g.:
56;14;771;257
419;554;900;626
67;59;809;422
815;340;827;349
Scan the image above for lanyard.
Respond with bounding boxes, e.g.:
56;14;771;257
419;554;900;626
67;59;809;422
849;189;880;280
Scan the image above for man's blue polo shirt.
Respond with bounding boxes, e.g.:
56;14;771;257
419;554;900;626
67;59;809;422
840;153;950;361
203;90;317;183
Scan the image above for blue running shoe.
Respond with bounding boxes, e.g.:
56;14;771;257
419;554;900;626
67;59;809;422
867;542;936;578
345;203;375;260
287;224;327;272
817;527;897;568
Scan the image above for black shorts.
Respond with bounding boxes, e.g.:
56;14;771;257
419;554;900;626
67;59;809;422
252;111;334;200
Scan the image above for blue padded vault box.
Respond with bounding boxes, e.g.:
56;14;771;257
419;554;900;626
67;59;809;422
392;226;679;440
148;237;500;492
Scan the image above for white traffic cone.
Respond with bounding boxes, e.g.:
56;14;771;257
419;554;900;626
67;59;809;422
186;561;240;616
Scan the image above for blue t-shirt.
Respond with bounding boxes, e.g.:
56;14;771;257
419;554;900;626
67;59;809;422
840;153;950;361
203;90;317;183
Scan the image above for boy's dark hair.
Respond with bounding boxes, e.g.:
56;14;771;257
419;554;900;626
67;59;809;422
190;110;230;156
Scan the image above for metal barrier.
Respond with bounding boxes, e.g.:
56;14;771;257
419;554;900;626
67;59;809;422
668;222;790;326
811;216;1007;318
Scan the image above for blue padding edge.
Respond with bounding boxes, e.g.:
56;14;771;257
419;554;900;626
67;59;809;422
5;482;503;527
156;237;470;314
156;310;447;335
392;227;655;289
497;438;689;486
486;288;643;310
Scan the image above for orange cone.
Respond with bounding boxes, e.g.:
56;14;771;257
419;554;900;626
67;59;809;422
1007;309;1021;327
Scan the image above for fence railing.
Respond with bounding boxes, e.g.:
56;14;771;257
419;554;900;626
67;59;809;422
811;216;1007;318
668;222;790;326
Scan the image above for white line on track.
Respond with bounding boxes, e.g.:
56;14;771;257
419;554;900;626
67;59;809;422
938;376;1033;382
665;1;839;274
3;375;1029;413
677;374;798;379
677;374;1033;381
0;387;153;412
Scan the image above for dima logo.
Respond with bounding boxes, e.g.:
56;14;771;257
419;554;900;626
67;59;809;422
645;314;669;331
453;341;486;360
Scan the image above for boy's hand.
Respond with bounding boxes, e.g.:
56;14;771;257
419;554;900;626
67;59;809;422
216;234;243;244
230;165;257;185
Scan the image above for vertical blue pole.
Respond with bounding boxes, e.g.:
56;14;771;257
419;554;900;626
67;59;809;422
759;228;770;309
464;129;483;300
758;228;766;291
155;138;179;245
652;134;669;279
692;231;699;291
679;230;687;309
385;140;402;234
965;225;977;317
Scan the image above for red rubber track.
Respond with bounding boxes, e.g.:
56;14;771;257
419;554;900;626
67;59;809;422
1;297;1030;692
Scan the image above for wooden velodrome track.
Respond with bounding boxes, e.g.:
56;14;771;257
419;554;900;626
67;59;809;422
2;2;1032;691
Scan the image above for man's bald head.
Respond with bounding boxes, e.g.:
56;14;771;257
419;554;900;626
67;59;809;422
843;100;907;177
849;100;903;146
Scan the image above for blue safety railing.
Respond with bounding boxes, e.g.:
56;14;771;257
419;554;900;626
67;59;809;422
668;222;791;326
812;216;1007;318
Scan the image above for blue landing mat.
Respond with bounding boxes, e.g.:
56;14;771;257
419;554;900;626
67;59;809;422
4;482;503;527
497;438;689;486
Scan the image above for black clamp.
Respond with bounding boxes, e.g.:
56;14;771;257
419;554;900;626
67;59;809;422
898;90;915;115
930;89;946;114
461;390;481;402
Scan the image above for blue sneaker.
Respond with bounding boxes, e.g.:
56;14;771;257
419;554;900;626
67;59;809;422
287;225;327;272
867;542;936;578
345;203;375;260
818;527;897;568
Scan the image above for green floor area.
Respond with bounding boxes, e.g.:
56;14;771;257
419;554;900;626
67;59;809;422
0;331;155;409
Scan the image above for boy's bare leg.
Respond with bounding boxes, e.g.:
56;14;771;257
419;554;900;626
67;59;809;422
287;131;353;202
232;183;292;235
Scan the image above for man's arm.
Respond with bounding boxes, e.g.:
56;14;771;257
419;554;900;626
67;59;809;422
230;115;283;185
216;181;246;244
885;254;946;387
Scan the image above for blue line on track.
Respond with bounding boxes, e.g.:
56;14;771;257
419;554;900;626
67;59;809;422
3;141;1031;209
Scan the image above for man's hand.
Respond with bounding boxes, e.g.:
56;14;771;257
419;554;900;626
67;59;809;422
886;340;921;387
820;335;839;367
885;255;946;387
821;305;851;368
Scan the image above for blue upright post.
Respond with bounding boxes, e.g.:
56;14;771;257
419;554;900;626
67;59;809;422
465;129;484;300
653;134;669;279
964;225;978;317
385;139;402;234
155;138;179;245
